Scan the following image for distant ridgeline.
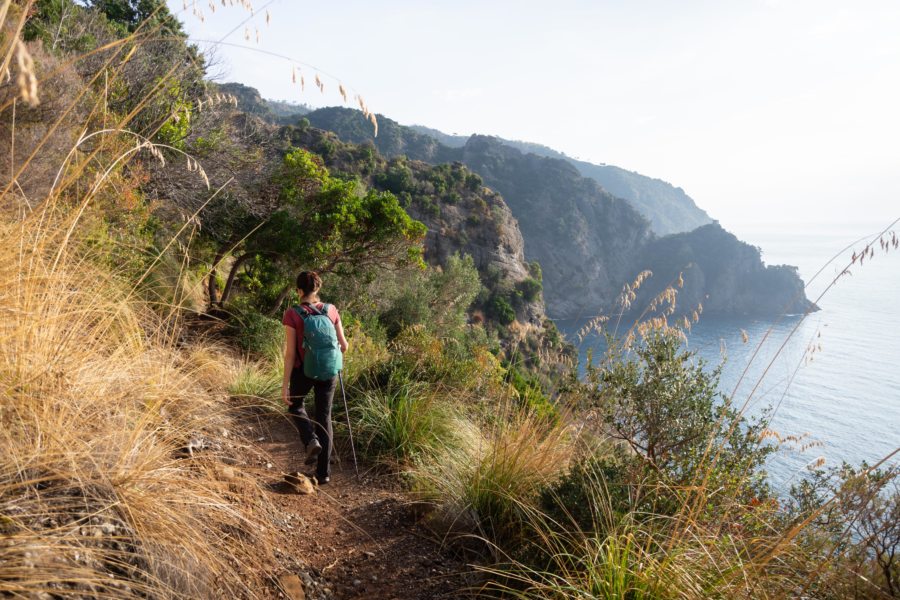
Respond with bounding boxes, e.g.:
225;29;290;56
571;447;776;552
218;82;312;126
407;125;714;237
228;89;816;319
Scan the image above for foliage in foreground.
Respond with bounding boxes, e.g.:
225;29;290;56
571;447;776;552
0;220;274;598
2;4;282;596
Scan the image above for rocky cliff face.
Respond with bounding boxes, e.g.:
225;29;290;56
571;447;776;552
399;160;545;325
303;106;818;320
457;136;651;318
635;223;817;316
405;167;530;281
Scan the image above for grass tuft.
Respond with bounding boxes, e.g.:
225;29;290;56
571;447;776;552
351;377;465;468
412;404;575;550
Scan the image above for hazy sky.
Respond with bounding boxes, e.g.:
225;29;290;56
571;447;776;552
170;0;900;240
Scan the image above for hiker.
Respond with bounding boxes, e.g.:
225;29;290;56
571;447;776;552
281;271;349;484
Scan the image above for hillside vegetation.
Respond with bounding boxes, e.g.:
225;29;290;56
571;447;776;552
1;2;897;599
407;124;714;236
303;106;817;318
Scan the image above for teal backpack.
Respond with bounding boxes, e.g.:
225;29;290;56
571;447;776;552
295;303;343;380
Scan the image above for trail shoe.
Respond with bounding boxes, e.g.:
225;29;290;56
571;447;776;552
316;475;330;485
304;439;322;465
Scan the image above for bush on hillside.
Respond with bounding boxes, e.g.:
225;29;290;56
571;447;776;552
489;295;516;325
586;327;772;500
518;277;543;302
785;462;900;597
228;300;284;359
376;253;482;339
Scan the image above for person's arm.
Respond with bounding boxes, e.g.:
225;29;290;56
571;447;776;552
282;325;297;404
335;317;349;353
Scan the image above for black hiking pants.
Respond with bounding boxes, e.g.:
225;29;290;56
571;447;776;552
288;367;336;479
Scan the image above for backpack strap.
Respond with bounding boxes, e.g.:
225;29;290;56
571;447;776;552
294;303;328;319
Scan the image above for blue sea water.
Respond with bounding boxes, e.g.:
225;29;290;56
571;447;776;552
556;224;900;490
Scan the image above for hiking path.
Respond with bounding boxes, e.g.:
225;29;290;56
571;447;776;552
242;414;475;600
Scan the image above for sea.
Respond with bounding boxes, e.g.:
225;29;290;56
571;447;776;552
556;223;900;491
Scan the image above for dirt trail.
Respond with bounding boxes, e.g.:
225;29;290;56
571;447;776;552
250;414;475;600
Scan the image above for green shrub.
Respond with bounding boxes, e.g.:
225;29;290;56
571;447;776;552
586;328;771;495
229;304;283;359
377;325;505;398
504;363;557;422
377;254;482;340
785;462;900;598
527;260;543;282
465;173;483;191
540;451;638;535
489;295;516;325
518;277;543;302
375;160;414;194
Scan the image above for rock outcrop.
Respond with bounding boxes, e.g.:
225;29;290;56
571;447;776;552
635;223;817;316
456;135;650;318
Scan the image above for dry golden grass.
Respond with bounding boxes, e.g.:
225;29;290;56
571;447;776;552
0;7;299;592
0;217;277;598
411;402;576;552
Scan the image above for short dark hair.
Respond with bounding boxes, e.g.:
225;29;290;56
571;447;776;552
296;271;322;295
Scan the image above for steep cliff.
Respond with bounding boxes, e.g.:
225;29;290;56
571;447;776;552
456;135;651;318
304;106;817;319
635;223;817;316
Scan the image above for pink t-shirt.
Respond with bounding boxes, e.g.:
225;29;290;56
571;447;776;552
282;303;341;367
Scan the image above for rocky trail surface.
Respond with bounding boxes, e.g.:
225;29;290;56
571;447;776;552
247;414;475;600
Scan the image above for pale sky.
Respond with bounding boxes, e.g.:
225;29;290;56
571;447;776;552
169;0;900;241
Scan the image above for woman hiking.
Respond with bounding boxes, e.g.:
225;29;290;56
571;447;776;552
281;271;349;484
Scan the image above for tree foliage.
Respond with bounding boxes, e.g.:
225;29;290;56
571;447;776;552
376;253;481;339
85;0;184;33
217;148;426;313
587;328;771;491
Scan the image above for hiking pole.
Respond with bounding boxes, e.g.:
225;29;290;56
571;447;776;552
339;371;359;479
